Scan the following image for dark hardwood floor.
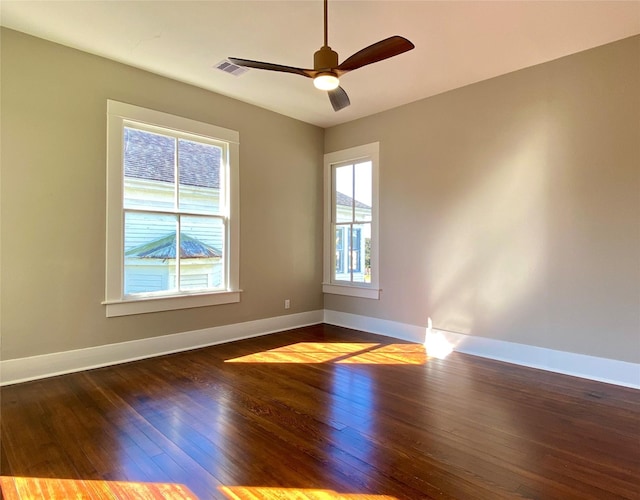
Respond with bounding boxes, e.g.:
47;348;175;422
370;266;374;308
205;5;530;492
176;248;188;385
1;324;639;499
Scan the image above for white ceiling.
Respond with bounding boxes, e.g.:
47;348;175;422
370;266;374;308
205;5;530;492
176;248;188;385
2;1;639;128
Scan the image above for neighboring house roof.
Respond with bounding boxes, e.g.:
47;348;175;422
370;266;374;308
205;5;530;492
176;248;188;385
126;233;222;259
336;191;371;210
124;128;220;188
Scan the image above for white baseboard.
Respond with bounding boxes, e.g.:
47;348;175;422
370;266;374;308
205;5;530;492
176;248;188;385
3;309;638;389
323;310;640;389
0;310;323;386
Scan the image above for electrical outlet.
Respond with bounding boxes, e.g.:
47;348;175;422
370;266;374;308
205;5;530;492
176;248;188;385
284;299;290;309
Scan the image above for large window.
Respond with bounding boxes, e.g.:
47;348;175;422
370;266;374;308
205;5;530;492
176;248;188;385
323;143;379;299
104;101;240;317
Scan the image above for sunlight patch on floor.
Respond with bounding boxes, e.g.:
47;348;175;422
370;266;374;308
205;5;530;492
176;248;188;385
224;342;435;364
219;485;398;499
0;476;197;499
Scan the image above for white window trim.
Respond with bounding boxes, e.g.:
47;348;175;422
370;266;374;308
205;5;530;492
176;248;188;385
323;142;380;299
103;100;241;317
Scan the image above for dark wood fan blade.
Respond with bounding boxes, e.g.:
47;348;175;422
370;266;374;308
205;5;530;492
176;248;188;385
228;58;316;78
328;86;350;112
336;36;414;74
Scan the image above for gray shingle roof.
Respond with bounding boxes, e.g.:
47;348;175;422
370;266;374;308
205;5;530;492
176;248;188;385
336;191;370;209
124;128;220;189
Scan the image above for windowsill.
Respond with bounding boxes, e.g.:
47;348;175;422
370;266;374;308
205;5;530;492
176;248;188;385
102;290;242;317
322;283;380;300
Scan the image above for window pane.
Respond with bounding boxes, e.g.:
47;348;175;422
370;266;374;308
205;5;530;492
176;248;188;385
335;164;353;223
124;212;177;295
178;139;222;214
335;226;345;279
180;216;225;291
123;128;176;210
354;161;372;222
351;223;369;283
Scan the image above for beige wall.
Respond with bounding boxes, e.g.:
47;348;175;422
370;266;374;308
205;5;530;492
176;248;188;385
0;28;324;359
2;28;638;365
324;36;640;364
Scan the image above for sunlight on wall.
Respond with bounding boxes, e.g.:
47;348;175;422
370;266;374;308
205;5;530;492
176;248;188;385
428;117;548;337
224;342;432;365
421;319;454;359
219;485;397;499
424;332;454;359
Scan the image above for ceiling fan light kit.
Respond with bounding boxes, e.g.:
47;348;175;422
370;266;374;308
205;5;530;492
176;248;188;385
314;73;340;90
228;0;414;111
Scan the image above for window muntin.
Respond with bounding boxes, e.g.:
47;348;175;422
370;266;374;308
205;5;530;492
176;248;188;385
323;143;379;299
105;101;240;316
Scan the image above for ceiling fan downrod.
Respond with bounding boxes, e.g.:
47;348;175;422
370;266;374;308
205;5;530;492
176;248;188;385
324;0;328;47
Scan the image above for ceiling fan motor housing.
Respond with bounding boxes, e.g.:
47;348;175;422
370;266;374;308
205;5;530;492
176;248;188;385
314;46;339;72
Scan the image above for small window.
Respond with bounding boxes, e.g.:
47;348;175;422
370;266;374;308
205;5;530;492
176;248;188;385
323;143;380;299
104;101;240;317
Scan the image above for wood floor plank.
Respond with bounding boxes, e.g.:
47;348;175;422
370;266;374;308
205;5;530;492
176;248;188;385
2;324;639;499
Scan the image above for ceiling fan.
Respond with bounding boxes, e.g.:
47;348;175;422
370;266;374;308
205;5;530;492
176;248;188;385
228;0;415;112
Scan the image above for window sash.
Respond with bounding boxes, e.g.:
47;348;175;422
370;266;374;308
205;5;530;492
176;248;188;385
123;122;229;216
122;209;227;297
333;222;368;283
